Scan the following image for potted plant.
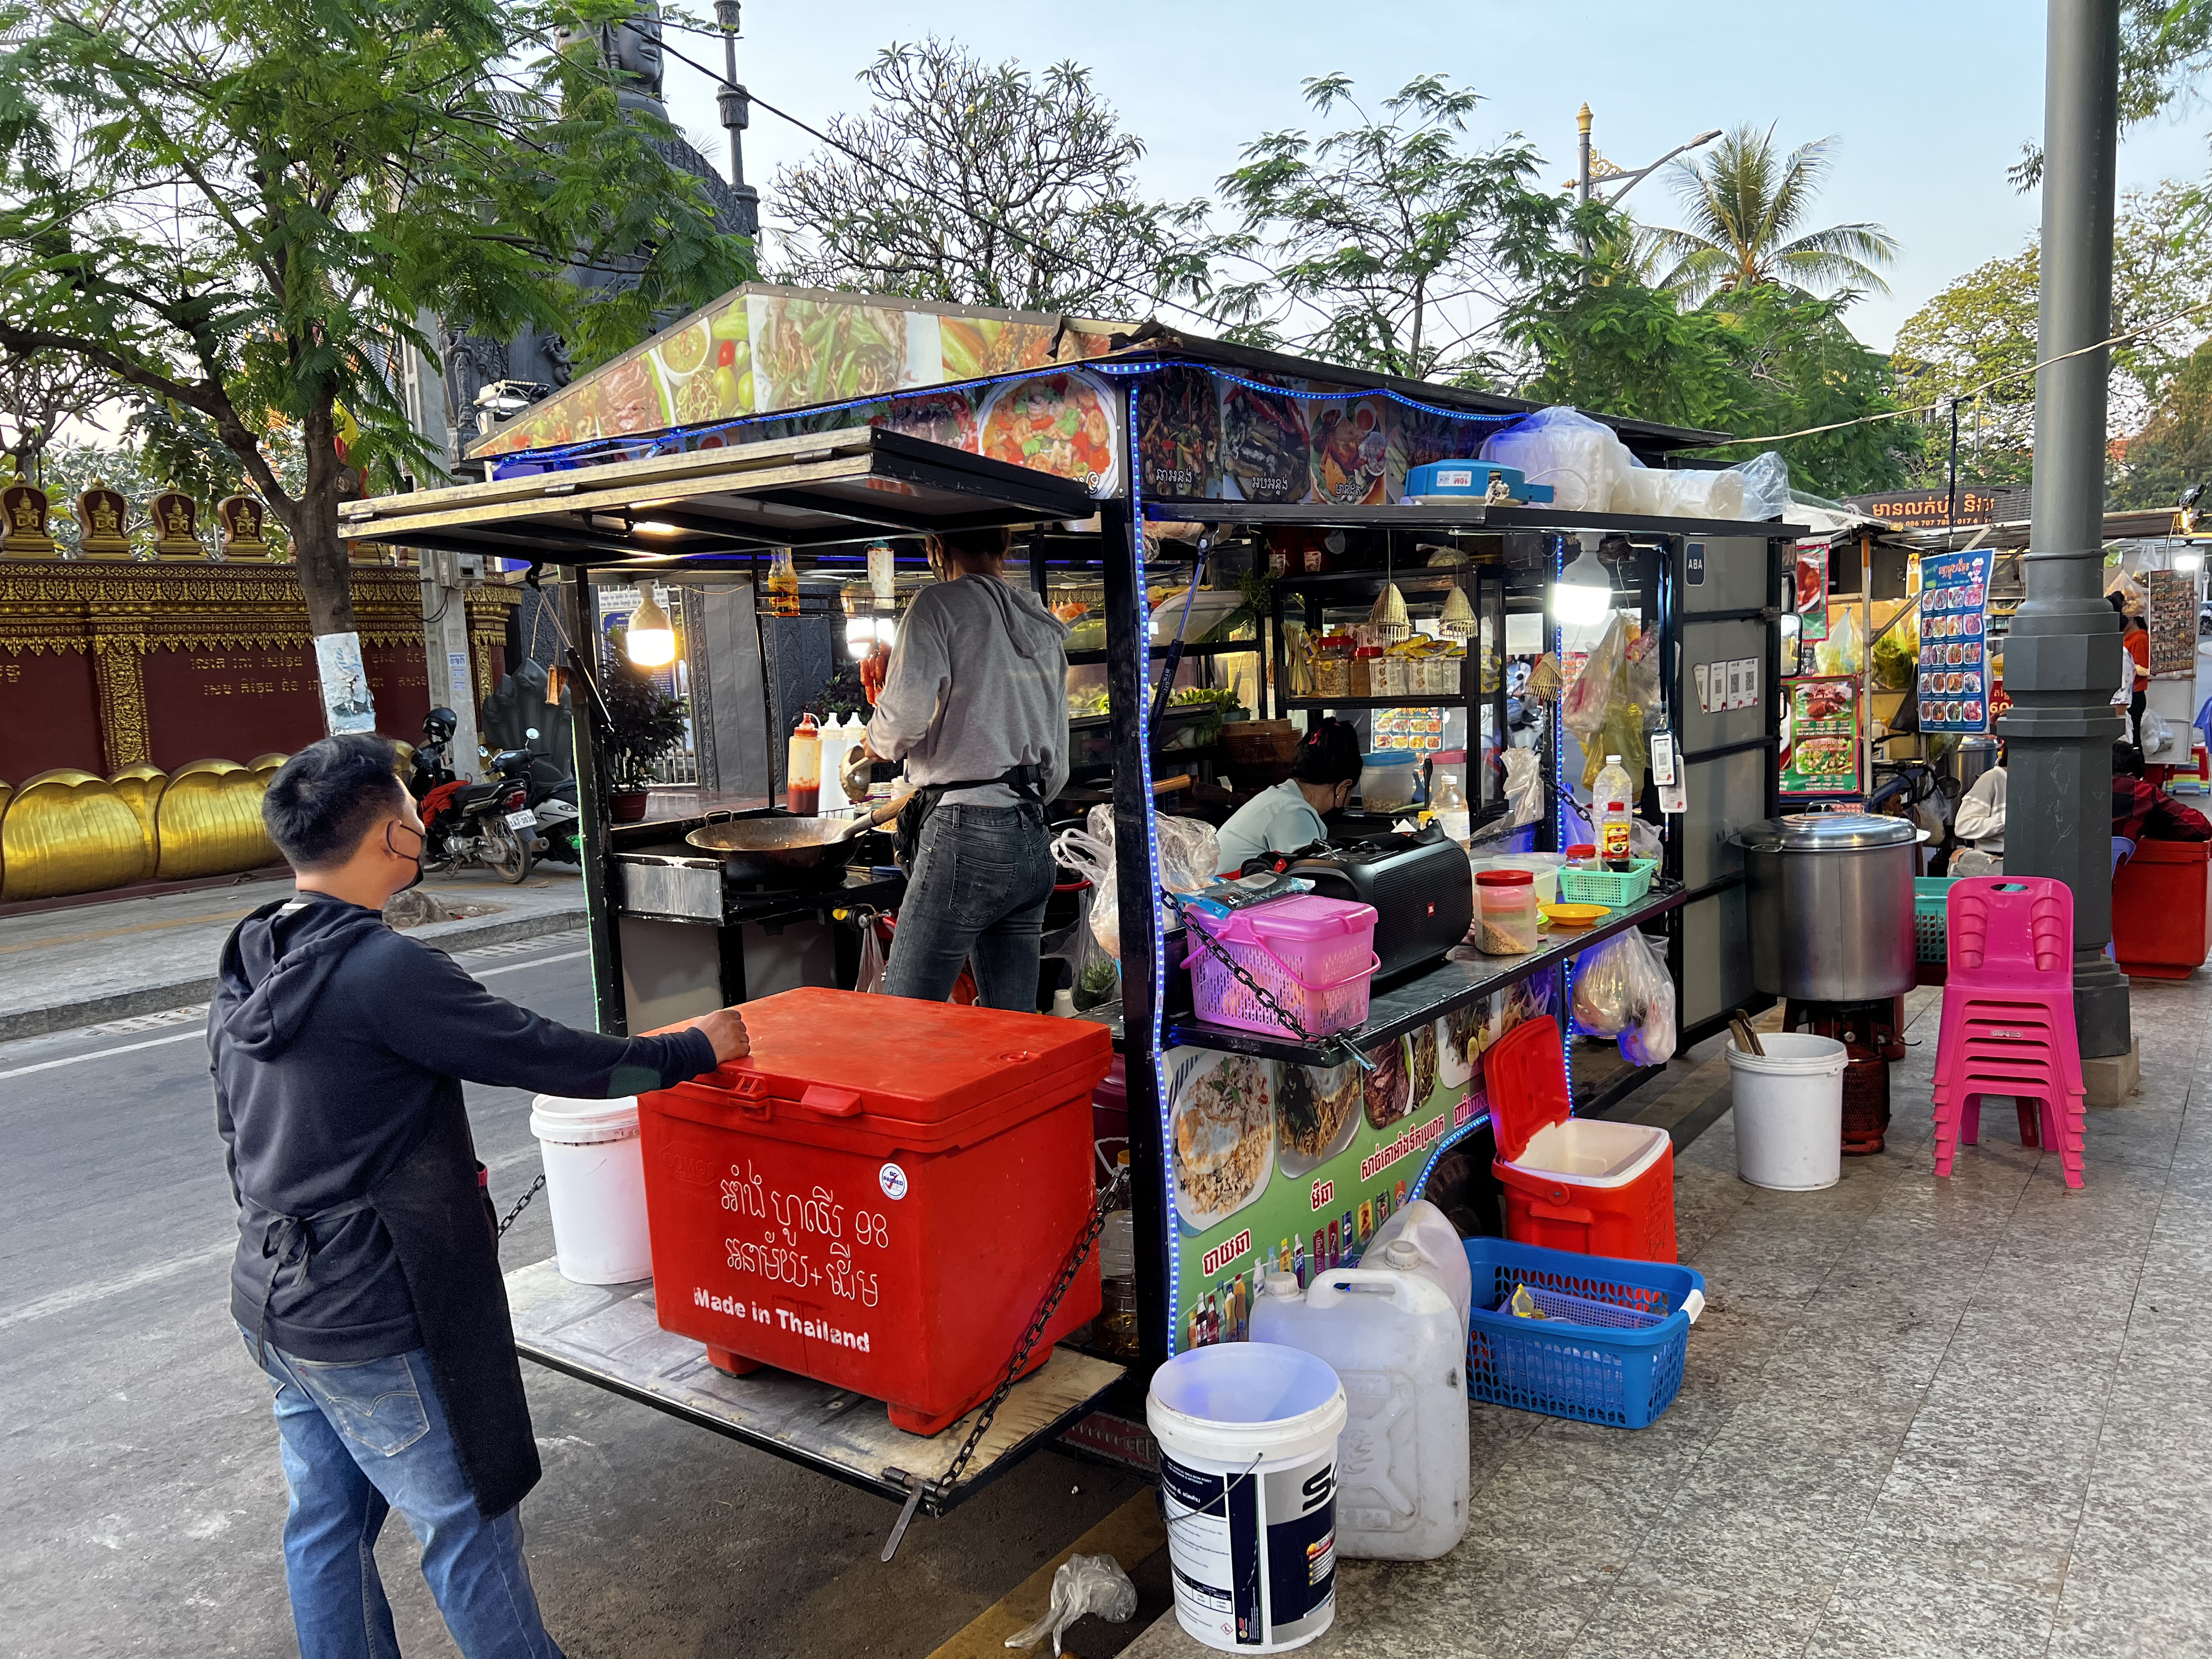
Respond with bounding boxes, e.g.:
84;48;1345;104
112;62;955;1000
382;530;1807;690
602;660;688;822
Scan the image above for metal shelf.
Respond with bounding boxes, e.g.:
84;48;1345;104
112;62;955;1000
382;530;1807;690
1285;695;1466;711
1064;639;1259;666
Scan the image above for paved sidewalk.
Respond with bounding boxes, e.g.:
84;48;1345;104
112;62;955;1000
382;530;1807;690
1125;980;2205;1659
0;867;587;1039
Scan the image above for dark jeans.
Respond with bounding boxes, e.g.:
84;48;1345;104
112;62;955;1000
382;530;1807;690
242;1329;564;1659
885;801;1055;1010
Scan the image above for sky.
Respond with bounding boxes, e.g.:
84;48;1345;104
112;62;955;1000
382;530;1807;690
657;0;2212;353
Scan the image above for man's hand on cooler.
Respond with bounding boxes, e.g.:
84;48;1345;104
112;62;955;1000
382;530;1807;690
646;1006;750;1065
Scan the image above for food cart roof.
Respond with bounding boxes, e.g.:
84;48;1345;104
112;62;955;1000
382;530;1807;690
341;426;1095;568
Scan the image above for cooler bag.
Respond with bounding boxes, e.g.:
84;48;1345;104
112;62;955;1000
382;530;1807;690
640;988;1113;1435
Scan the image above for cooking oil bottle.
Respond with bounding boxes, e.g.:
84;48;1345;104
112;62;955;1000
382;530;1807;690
765;547;801;617
1594;754;1635;868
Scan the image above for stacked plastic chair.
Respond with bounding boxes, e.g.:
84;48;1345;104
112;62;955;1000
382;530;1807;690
1932;877;2086;1190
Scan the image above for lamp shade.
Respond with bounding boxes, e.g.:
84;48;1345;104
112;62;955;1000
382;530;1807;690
626;587;677;667
1551;544;1613;627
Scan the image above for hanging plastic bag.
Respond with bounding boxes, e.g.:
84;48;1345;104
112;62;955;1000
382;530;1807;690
1051;806;1220;963
1481;407;1633;512
854;916;888;995
1156;812;1222;897
1571;932;1639;1037
1503;747;1545;828
1814;607;1864;676
1562;613;1630;737
1617;933;1677;1065
1731;451;1792;520
1622;622;1662;723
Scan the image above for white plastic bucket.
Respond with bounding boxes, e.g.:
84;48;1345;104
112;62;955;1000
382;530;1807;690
529;1094;651;1284
1726;1035;1847;1191
1148;1343;1348;1652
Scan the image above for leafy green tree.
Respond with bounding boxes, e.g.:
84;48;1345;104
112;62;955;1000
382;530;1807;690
1648;124;1897;305
1890;184;2212;488
2112;338;2212;508
0;0;750;669
1212;74;1564;382
772;39;1213;317
1504;206;1918;497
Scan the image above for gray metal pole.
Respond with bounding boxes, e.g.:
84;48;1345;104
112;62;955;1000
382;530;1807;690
1576;103;1593;262
2000;0;2129;1058
713;0;761;239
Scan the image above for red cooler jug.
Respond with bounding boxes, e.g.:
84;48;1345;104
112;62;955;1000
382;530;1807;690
640;988;1113;1435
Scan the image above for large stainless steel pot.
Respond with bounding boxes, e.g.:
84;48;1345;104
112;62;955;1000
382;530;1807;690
1736;811;1918;1001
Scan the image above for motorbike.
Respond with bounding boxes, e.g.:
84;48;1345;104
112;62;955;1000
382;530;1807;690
405;708;538;883
521;728;581;864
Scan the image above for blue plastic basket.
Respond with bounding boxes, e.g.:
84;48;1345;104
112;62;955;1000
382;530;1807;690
1914;877;1958;963
1461;1238;1706;1429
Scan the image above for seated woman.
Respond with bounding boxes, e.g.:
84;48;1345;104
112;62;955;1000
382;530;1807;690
1213;718;1363;875
1951;750;2006;875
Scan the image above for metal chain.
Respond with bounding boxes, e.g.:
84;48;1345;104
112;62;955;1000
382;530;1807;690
936;1164;1128;1503
497;1173;546;1241
1165;891;1371;1071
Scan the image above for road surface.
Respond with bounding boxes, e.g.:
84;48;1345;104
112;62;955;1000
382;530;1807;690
0;932;1147;1658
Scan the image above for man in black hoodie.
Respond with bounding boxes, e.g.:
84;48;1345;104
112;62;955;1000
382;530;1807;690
215;734;743;1659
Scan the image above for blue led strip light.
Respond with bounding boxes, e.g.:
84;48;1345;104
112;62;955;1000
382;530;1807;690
1123;380;1180;1357
1406;1107;1492;1204
1553;534;1578;1103
485;355;1528;473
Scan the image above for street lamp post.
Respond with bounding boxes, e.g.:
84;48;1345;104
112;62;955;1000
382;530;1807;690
2001;0;2131;1081
1572;107;1723;265
714;0;760;238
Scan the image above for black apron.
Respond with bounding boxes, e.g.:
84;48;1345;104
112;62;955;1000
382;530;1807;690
246;1089;539;1520
893;761;1046;869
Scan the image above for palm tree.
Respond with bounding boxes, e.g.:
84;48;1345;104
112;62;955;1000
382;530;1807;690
1651;124;1898;305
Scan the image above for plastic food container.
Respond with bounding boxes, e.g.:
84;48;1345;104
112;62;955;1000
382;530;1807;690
1473;868;1538;954
1474;853;1563;906
1360;750;1420;810
1350;646;1382;697
640;988;1112;1435
1183;894;1380;1039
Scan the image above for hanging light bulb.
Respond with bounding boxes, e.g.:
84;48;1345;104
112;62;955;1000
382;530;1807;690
1551;540;1613;627
1439;584;1477;640
626;583;677;667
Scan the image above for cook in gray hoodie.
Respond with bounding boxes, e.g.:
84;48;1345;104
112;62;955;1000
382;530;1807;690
852;526;1070;1009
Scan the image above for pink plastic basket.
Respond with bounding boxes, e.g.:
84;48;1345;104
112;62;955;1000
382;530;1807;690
1182;894;1379;1038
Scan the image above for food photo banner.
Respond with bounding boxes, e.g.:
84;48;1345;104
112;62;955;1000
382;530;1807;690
1917;549;1993;734
486;357;1522;509
1779;674;1864;796
1162;972;1558;1354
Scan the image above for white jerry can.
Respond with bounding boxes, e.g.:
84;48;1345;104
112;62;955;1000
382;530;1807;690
1250;1265;1469;1561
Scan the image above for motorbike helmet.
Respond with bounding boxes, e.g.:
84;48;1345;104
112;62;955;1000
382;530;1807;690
423;707;457;744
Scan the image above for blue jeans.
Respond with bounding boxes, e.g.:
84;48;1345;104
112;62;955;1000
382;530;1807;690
885;801;1055;1010
242;1329;564;1659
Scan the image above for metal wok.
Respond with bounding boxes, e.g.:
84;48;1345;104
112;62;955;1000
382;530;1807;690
684;792;908;886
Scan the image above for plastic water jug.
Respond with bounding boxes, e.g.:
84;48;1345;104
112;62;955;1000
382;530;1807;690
1361;1198;1472;1337
1249;1265;1468;1561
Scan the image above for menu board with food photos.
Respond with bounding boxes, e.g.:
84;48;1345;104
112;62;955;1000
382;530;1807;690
2147;568;2198;679
1780;674;1863;796
1162;971;1561;1354
1917;549;1993;733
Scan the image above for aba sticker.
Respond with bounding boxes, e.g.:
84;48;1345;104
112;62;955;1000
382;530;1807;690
879;1162;909;1201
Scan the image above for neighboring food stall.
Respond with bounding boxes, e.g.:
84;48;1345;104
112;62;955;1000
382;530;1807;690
343;317;1802;1542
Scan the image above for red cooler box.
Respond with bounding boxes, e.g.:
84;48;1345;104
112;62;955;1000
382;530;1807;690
640;988;1112;1435
2112;838;2211;979
1486;1016;1677;1263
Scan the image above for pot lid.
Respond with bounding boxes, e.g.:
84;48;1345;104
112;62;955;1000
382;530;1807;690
1777;810;1915;849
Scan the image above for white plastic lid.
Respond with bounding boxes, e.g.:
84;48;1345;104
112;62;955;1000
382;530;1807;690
1605;755;1622;764
1381;1238;1421;1269
530;1094;640;1145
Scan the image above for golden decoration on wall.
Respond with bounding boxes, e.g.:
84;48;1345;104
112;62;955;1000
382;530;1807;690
150;491;205;559
91;632;152;773
248;753;289;774
155;759;279;881
217;495;274;561
0;770;148;901
2;482;56;558
77;481;135;559
0;776;11;893
106;763;169;881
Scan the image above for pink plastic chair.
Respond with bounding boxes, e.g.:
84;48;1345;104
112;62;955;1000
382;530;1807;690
1932;877;2086;1190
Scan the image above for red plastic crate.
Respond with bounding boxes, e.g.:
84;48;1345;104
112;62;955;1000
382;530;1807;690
640;989;1111;1435
1485;1016;1677;1263
2112;839;2211;979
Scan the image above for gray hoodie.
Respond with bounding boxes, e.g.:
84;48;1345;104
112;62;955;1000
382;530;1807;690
867;573;1071;806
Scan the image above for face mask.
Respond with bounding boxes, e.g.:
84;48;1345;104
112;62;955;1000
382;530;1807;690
385;820;426;893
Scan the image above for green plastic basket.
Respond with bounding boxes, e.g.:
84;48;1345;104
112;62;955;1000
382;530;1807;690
1559;858;1657;906
1914;877;1957;963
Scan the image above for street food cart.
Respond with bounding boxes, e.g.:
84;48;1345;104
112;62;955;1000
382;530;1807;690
343;331;1797;1546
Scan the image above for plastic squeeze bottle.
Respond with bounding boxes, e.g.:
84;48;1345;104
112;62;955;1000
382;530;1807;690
1594;754;1634;867
1432;770;1470;846
786;714;821;816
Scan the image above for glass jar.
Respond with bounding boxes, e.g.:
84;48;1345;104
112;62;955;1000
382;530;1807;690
1474;868;1538;954
1313;649;1350;698
1350;646;1382;698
